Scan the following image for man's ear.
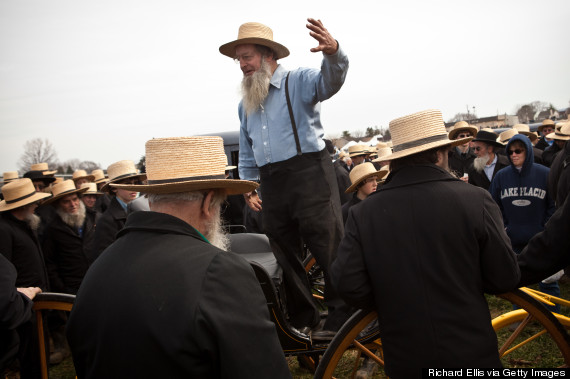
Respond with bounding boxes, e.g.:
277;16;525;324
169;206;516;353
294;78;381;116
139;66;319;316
201;190;215;218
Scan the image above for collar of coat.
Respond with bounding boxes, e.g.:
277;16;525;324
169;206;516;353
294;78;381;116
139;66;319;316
117;211;210;244
378;164;459;193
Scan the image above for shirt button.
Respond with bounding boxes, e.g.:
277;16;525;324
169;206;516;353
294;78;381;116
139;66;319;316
263;126;267;129
264;142;267;146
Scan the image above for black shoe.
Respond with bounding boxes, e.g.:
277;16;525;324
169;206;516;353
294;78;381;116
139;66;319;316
311;329;337;341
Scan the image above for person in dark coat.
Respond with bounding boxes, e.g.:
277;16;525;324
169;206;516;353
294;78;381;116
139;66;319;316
324;139;352;205
542;125;567;167
535;119;556;151
66;136;290;379
89;160;146;263
341;162;387;225
467;129;510;190
332;110;520;378
0;178;51;379
91;169;111;213
447;120;477;179
548;123;570;207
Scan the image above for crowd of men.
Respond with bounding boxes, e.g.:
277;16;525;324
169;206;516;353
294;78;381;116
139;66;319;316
1;17;570;379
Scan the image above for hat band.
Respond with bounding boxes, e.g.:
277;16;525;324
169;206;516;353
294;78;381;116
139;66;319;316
111;172;139;181
147;174;225;185
6;190;36;204
555;131;569;137
393;134;449;153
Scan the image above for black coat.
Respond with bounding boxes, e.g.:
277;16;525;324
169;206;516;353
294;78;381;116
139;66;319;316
334;160;352;205
341;193;361;225
42;211;94;294
467;154;510;190
89;197;126;263
332;164;520;377
535;137;550;151
0;212;48;290
548;141;570;207
542;142;562;168
66;211;291;379
448;147;475;178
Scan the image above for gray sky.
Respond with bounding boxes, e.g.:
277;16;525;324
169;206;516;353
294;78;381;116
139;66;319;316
1;0;569;175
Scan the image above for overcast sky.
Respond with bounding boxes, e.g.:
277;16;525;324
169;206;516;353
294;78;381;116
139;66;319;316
1;0;569;175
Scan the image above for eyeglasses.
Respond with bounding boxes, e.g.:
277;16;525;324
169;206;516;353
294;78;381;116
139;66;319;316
508;149;525;155
457;133;472;138
473;146;485;152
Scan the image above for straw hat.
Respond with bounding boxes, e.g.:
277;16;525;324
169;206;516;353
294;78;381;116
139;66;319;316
2;171;19;184
471;130;503;148
219;22;290;60
111;136;258;195
372;147;393;163
448;120;478;140
538;119;555;133
376;142;388;149
80;182;103;196
30;162;57;176
338;151;347;160
513;124;538;143
546;123;570;141
72;169;95;183
379;110;472;161
91;169;108;184
100;160;147;191
348;144;368;158
345;162;389;193
41;180;88;205
0;178;52;212
498;129;518;144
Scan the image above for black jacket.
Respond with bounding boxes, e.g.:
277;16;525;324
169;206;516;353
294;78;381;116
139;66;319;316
89;197;126;263
332;164;520;377
548;142;570;207
334;160;352;205
535;137;550;151
448;147;475;178
0;212;48;290
66;211;291;379
42;211;94;294
341;193;361;225
467;154;510;190
542;142;562;168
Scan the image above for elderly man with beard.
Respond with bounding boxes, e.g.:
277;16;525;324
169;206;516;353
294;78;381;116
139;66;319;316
467;130;510;190
219;19;350;339
66;137;290;378
0;178;51;378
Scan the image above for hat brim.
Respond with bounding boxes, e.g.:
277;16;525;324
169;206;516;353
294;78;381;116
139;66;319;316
546;132;570;141
41;187;88;205
0;192;52;212
379;137;473;162
100;173;147;192
219;38;290;60
345;168;389;193
448;126;478;141
73;175;95;182
111;179;258;196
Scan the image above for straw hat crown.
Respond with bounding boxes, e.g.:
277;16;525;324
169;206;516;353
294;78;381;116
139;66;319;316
42;180;88;205
348;144;368;157
372;147;393;163
346;162;388;193
2;171;19;184
539;119;555;133
111;136;258;195
382;109;471;161
72;169;95;182
30;162;57;175
498;129;518;144
219;22;290;60
0;178;51;211
80;182;102;195
91;169;107;183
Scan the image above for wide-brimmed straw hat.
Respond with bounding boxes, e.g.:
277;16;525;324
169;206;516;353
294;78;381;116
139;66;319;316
448;120;479;140
380;110;472;161
471;130;503;148
546;123;570;141
111;136;258;195
72;169;95;183
0;178;52;212
42;180;88;205
91;169;108;184
219;22;290;60
498;129;519;144
372;147;393;163
2;171;19;184
345;162;389;193
80;182;103;196
538;119;555;133
348;144;368;158
100;160;147;192
513;124;538;142
30;162;57;176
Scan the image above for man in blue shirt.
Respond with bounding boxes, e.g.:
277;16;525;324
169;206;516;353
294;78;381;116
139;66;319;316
220;19;350;339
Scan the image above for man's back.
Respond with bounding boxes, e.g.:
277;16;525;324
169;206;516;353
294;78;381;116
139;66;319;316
333;164;520;377
67;211;289;379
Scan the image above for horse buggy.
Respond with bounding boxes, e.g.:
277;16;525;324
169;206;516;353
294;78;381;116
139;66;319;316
32;231;570;378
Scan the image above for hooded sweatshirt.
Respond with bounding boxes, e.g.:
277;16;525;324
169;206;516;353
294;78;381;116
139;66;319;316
489;134;555;252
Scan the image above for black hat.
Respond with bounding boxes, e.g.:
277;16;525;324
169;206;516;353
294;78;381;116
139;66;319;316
471;130;503;148
23;170;56;184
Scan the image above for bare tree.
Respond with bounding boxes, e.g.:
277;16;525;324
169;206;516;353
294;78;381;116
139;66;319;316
18;138;58;172
79;161;101;172
60;159;82;174
351;130;365;139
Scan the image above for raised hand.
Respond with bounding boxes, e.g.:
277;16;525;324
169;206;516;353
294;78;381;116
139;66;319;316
306;18;338;55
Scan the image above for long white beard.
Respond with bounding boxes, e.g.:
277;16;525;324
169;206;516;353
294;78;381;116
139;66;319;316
204;207;230;251
241;58;272;116
26;213;41;231
473;154;490;173
57;201;86;229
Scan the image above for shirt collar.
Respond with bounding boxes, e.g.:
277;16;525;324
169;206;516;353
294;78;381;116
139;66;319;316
115;196;129;212
270;64;287;89
485;154;498;168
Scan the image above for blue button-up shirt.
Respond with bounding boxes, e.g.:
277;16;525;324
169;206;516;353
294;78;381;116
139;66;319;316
238;47;349;181
484;154;498;182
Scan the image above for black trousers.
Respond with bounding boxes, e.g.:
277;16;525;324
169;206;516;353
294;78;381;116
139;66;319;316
260;149;350;330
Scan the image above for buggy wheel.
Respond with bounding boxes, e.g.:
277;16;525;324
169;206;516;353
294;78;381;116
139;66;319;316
494;289;570;367
314;309;382;379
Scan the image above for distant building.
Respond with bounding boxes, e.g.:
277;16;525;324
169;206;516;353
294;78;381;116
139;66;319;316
445;114;519;131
